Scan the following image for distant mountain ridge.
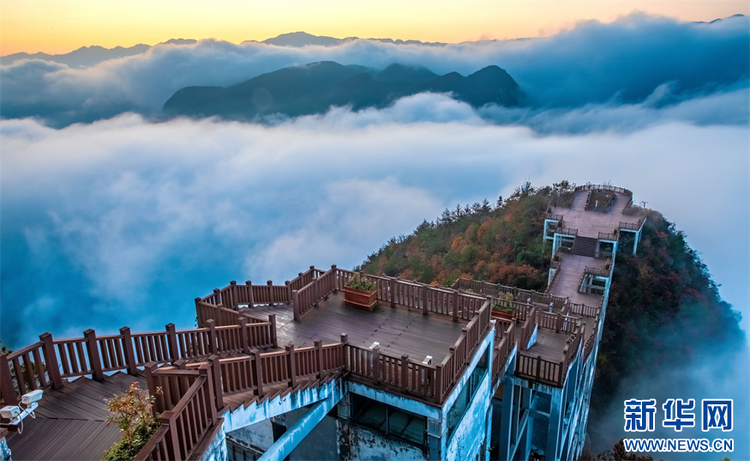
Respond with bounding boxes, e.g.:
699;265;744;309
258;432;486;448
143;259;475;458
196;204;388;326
163;61;521;120
1;39;197;68
254;31;446;47
0;32;448;68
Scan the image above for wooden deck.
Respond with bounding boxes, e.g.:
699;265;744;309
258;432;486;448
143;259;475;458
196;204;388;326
243;291;468;362
548;253;605;307
5;372;146;461
550;190;637;238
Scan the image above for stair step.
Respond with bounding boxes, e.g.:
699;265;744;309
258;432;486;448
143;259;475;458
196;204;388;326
572;236;598;257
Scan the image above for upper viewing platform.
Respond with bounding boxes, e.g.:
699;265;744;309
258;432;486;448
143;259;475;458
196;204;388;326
546;184;645;241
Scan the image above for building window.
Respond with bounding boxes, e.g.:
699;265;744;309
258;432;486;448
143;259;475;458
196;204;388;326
352;394;426;446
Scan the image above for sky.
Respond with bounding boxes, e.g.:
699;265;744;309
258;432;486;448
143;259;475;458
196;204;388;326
1;0;748;55
1;3;749;458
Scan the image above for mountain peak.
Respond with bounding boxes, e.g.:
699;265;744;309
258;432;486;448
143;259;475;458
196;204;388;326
262;32;347;47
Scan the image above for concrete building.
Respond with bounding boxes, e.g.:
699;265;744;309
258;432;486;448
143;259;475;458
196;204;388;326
0;184;644;461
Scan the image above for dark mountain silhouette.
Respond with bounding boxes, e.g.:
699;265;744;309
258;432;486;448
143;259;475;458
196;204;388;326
163;61;521;120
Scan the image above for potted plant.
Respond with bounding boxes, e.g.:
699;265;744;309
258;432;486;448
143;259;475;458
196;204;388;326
491;293;516;320
344;273;378;310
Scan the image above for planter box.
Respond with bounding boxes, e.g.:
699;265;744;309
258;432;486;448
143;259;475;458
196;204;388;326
491;309;514;321
344;287;377;310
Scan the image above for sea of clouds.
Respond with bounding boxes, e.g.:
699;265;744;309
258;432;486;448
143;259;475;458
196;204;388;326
1;13;749;457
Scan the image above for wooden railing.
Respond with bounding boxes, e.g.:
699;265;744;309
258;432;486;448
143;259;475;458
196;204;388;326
0;319;276;405
585;266;611;278
558;227;579;237
453;278;567;312
518;307;537;352
537;311;579;335
619;218;644;231
575;183;633;197
292;266;339;320
199;274;306;313
137;363;218;461
516;353;564;386
492;322;516;383
598;231;618;241
567;302;600;318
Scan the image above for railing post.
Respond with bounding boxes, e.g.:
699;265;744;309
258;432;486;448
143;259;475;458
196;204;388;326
195;297;204;327
246;281;254;306
330;265;338;291
84;329;104;381
229;281;237;310
536;355;542;380
206;319;218;355
165;323;178;363
119;327;138;376
452;292;459;322
163;411;180;460
435;364;443;401
315;339;324;379
208;355;224;411
285;280;292;304
401;355;409;390
144;362;163;413
268;314;278;348
340;333;348;367
267;280;274;306
389;277;397;308
292;290;300;322
213;288;221;305
200;363;219;424
422;285;428;316
0;355;19;405
239;316;249;353
39;332;64;389
286;344;297;388
253;350;264;397
371;343;380;382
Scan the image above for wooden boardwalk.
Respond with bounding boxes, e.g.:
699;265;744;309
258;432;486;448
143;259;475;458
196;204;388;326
244;292;468;362
5;372;146;461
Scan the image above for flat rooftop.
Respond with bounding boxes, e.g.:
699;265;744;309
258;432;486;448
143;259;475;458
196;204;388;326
550;189;640;238
242;291;468;362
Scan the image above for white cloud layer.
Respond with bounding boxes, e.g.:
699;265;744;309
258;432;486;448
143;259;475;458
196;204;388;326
1;109;747;347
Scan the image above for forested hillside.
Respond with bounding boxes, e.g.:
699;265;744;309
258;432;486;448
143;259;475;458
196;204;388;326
358;182;746;453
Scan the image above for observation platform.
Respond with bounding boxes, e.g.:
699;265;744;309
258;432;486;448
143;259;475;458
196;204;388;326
243;292;467;362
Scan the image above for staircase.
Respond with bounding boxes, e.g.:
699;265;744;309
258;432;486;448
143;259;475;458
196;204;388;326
571;236;597;257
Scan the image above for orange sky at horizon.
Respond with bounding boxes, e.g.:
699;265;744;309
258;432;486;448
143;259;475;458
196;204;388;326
2;1;747;55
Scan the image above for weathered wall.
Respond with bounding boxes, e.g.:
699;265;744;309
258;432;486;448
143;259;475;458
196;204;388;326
199;378;344;461
346;426;426;461
288;410;338;460
442;332;494;461
227;419;274;459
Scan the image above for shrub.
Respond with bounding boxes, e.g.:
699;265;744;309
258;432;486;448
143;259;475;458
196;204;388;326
103;383;160;461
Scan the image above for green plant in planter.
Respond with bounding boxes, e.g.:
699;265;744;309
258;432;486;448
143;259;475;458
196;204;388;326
493;293;516;313
103;383;161;461
346;274;376;293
